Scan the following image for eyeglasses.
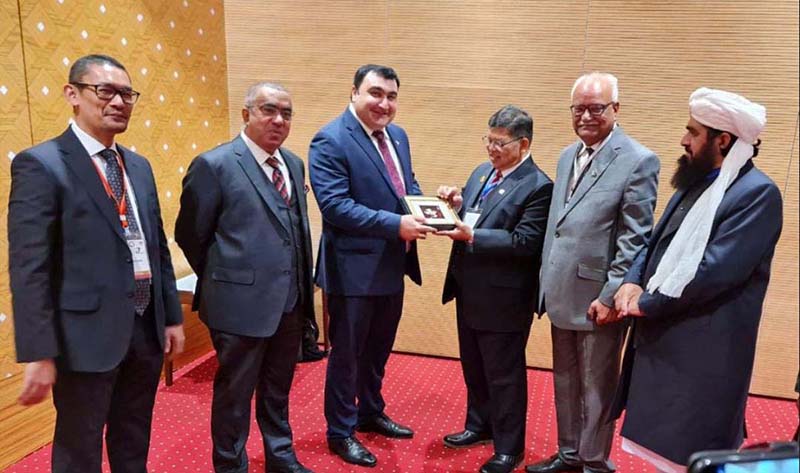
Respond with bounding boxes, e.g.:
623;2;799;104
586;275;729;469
570;102;615;117
248;103;293;121
482;136;523;149
71;82;140;105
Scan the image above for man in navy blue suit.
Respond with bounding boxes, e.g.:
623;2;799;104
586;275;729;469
309;64;434;468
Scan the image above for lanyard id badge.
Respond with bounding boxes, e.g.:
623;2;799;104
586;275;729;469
126;231;152;280
462;209;481;229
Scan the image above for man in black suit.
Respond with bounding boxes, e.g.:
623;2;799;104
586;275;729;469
437;106;553;473
175;82;315;473
8;54;185;473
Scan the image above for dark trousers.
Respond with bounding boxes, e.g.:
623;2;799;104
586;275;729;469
457;297;531;456
51;307;163;473
210;305;303;473
324;292;404;439
552;323;625;473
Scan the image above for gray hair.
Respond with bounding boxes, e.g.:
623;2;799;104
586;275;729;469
571;72;619;102
488;105;533;141
244;81;287;107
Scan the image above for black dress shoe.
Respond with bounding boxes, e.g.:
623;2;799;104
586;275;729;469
356;413;414;438
328;436;377;467
480;453;524;473
525;453;582;473
443;429;493;449
270;461;314;473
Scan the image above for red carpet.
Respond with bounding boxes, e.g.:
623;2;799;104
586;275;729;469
6;351;797;472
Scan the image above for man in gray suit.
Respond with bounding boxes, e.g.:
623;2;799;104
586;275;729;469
175;82;315;473
527;72;659;473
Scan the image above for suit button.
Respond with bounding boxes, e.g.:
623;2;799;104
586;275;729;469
555;231;560;238
283;270;290;275
126;257;132;263
127;292;135;298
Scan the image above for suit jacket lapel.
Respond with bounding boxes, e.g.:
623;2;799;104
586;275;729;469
57;128;126;242
234;137;291;235
119;148;153;242
476;159;533;228
343;110;404;201
557;132;621;225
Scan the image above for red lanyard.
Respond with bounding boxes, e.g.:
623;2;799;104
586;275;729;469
91;153;129;228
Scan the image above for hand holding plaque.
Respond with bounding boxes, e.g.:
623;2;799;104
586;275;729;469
402;195;461;231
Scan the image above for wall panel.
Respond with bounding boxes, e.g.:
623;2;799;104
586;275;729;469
0;0;230;467
225;0;799;398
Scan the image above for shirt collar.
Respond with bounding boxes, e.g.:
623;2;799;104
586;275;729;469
704;167;721;182
240;130;283;167
70;120;118;157
348;103;383;137
494;152;530;179
579;122;617;156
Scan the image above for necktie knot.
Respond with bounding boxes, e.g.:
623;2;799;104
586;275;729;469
372;130;386;141
99;148;117;163
586;147;594;156
266;155;280;169
492;170;503;183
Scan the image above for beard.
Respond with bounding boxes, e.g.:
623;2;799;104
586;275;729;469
670;143;718;190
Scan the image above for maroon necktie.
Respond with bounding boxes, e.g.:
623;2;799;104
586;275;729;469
266;156;290;204
372;130;406;196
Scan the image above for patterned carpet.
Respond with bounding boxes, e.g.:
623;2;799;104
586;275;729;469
6;351;797;472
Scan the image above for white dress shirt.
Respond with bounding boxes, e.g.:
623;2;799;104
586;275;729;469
348;103;406;189
240;130;292;199
70;120;152;270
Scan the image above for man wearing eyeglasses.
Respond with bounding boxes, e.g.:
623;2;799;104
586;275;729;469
175;82;315;473
436;105;553;473
529;72;659;473
9;54;185;473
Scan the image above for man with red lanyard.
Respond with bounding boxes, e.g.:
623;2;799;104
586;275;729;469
8;54;184;473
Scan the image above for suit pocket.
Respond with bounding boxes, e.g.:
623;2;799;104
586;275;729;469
577;263;607;282
59;289;100;312
334;237;378;254
211;267;255;285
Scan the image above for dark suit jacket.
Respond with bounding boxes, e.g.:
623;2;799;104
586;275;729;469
309;109;422;296
9;127;182;372
614;161;783;464
174;136;315;338
443;158;553;332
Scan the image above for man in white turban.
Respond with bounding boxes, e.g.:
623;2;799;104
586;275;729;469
608;87;783;471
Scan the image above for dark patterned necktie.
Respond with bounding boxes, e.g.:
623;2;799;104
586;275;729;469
266;156;290;204
99;148;151;315
372;130;406;196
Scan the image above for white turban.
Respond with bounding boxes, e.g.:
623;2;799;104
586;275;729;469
647;88;766;298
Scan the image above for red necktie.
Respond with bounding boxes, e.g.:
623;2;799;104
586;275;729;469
372;130;406;196
266;156;290;204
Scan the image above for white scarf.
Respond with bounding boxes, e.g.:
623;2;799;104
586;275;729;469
646;87;766;298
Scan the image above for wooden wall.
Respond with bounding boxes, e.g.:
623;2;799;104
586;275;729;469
0;0;229;468
223;0;799;398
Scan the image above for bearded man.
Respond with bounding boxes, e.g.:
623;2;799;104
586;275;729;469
611;88;783;472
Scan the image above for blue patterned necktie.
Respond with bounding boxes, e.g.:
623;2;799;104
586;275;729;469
99;148;151;315
478;170;503;206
